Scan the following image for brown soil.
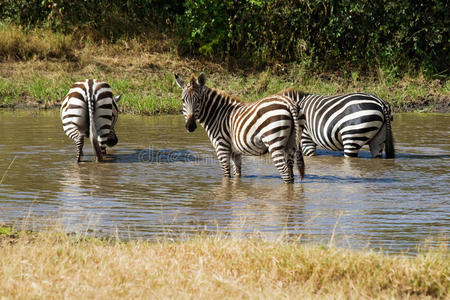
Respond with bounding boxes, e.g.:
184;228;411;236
396;94;450;113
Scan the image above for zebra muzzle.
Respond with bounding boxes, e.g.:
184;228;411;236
186;115;197;132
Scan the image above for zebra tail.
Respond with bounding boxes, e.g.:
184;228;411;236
384;105;395;159
88;96;103;162
290;103;305;179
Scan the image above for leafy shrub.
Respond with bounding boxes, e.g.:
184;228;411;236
0;0;182;40
180;0;448;75
0;0;447;76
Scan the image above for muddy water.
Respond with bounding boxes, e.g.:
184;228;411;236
0;110;449;253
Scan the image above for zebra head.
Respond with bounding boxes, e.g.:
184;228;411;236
174;73;206;132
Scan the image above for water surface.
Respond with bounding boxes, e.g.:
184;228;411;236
0;110;449;253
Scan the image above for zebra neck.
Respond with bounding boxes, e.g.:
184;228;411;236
197;87;242;131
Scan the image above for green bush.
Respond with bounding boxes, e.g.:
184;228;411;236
180;0;448;76
0;0;447;76
0;0;182;40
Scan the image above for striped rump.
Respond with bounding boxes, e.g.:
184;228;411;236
61;79;120;162
281;89;395;158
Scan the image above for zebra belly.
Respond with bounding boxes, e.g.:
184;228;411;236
340;121;383;147
232;141;268;156
302;125;341;151
231;120;291;156
307;121;383;151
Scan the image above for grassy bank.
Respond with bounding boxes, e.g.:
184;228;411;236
0;23;449;114
0;226;448;299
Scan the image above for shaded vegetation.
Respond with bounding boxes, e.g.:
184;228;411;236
181;0;449;76
0;0;448;76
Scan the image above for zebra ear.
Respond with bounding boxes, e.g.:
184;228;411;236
198;73;206;86
114;95;122;103
189;74;197;88
173;72;185;88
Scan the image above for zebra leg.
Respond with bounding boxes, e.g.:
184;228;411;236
100;141;107;155
75;136;84;162
285;135;296;175
302;131;316;156
270;148;294;184
219;157;231;177
286;150;295;178
215;148;231;178
98;134;108;156
369;123;386;158
343;143;361;157
231;153;242;177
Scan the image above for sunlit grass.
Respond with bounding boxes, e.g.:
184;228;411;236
0;80;18;106
0;225;448;299
0;23;448;114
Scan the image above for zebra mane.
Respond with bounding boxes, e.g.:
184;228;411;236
279;88;309;97
206;86;243;104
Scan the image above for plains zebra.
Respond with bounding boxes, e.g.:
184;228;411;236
174;73;305;183
60;79;121;162
281;89;394;158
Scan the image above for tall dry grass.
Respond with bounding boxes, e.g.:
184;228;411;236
0;23;75;61
0;227;448;299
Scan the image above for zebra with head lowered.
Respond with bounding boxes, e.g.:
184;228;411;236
174;73;305;183
61;79;121;162
281;89;394;158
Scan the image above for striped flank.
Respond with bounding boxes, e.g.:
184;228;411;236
282;89;394;158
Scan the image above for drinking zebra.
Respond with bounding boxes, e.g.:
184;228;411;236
174;73;305;183
60;79;121;162
281;89;394;158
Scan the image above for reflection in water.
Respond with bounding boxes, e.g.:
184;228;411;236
197;178;305;239
58;162;121;232
0;111;449;253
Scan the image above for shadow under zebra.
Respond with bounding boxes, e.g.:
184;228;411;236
96;148;199;164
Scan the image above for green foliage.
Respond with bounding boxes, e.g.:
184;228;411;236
0;0;447;76
180;0;448;76
0;0;183;40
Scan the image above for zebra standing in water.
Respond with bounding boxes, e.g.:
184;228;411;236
61;79;121;162
174;73;305;183
281;89;394;158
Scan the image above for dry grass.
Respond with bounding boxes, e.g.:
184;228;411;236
0;23;76;61
0;227;448;299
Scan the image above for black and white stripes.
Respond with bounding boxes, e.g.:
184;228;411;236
60;79;121;162
174;73;305;183
281;89;395;158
